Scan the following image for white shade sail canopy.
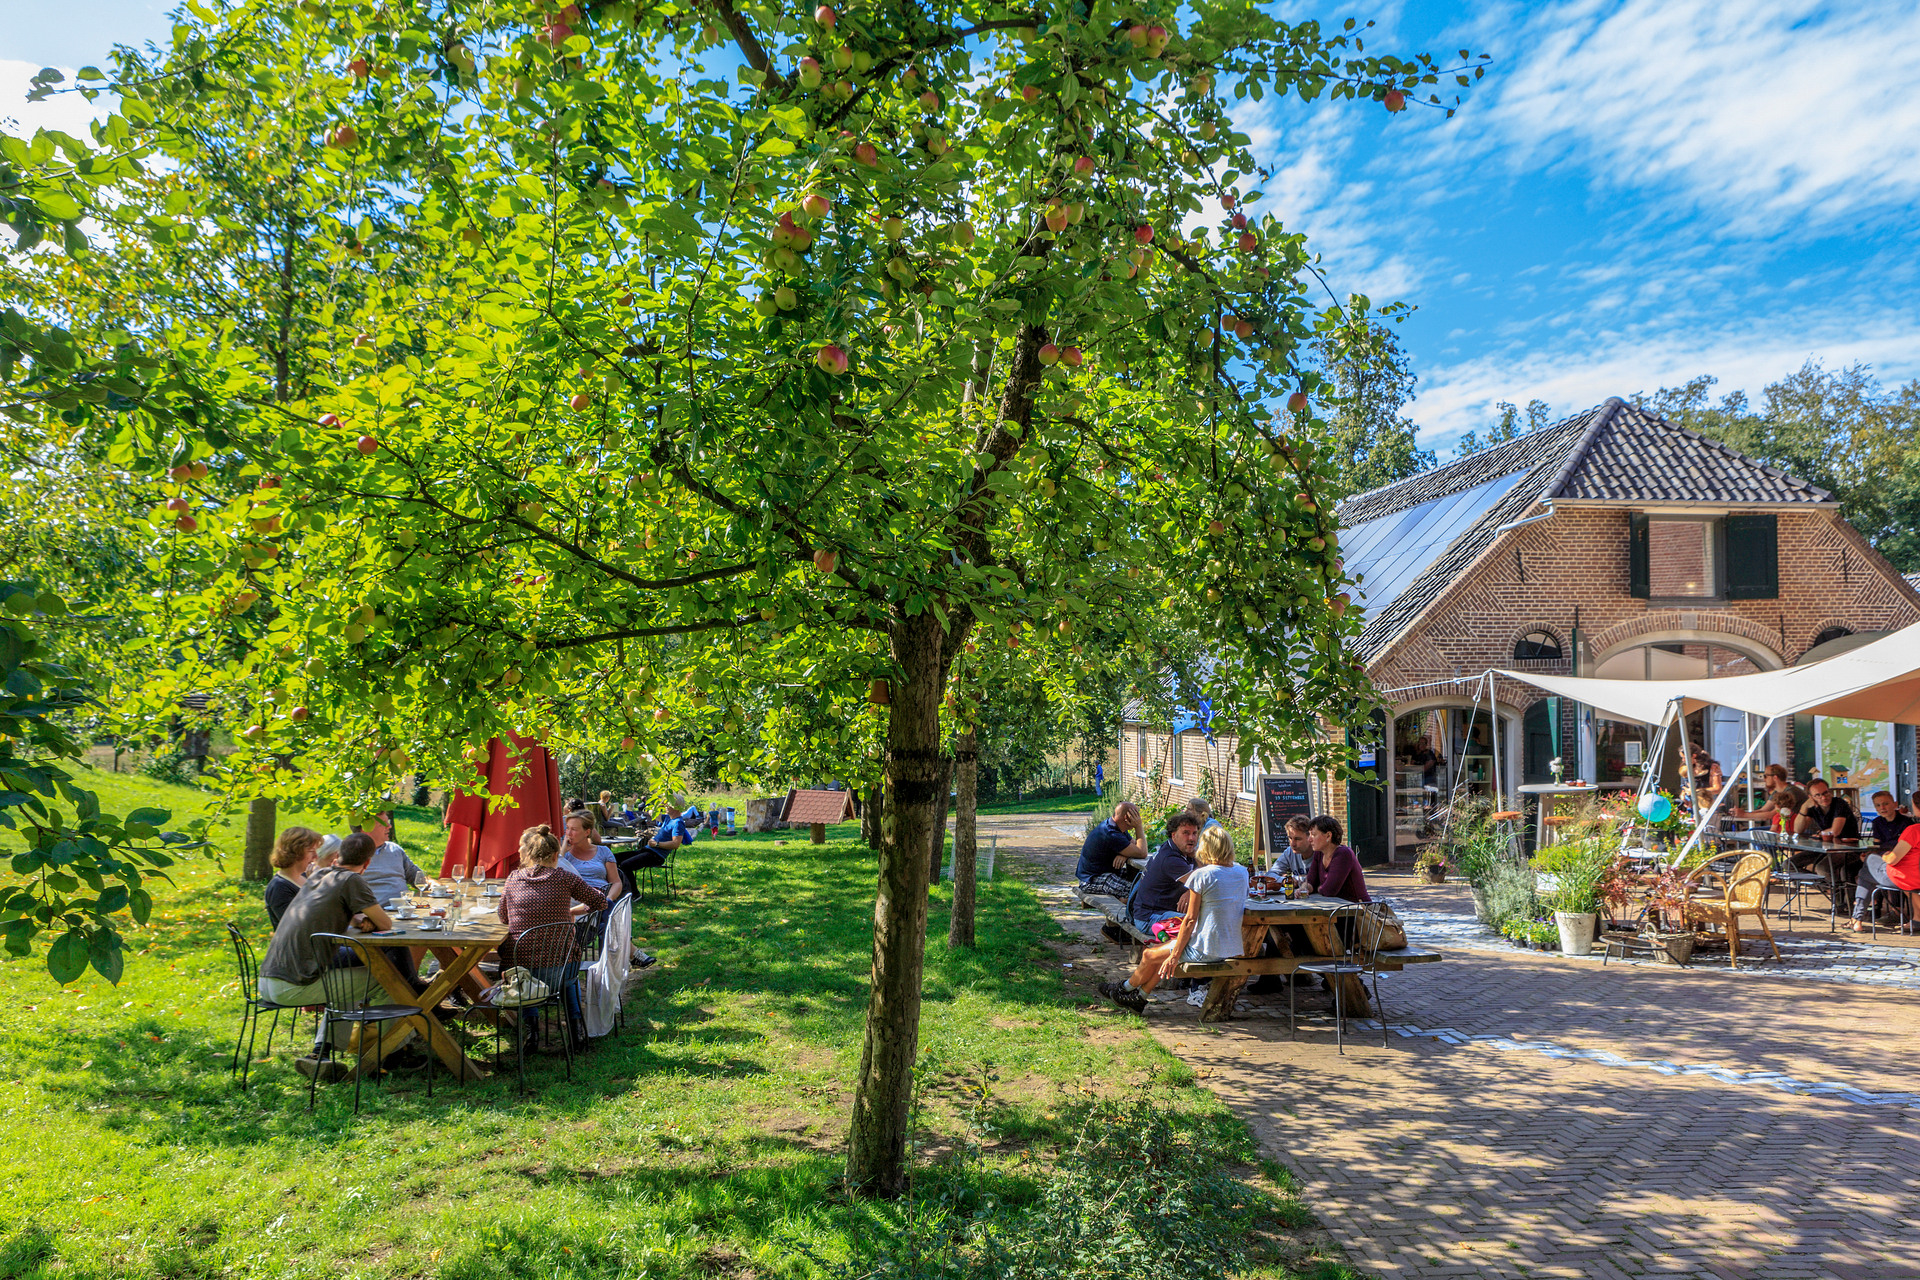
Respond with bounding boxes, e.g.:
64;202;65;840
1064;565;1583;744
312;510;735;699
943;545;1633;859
1497;622;1920;727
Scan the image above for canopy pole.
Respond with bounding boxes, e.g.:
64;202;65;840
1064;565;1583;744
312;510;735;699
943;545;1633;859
1676;717;1778;862
1488;671;1505;812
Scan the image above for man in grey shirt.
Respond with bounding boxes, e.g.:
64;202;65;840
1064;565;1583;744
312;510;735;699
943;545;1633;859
356;815;429;906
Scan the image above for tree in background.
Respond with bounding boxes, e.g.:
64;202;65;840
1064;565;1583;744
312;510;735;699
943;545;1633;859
1450;396;1552;461
1311;309;1435;498
1636;365;1920;572
4;0;1483;1193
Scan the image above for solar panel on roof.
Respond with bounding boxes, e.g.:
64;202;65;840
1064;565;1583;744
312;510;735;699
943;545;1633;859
1344;470;1530;617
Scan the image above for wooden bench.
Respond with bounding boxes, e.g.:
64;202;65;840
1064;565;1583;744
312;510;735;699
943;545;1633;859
1176;945;1444;1020
1077;891;1154;946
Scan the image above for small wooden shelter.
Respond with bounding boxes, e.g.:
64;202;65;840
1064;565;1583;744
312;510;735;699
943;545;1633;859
781;788;856;844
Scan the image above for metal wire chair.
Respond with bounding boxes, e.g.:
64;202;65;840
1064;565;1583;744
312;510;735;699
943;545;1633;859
1290;902;1384;1054
308;932;434;1113
224;922;311;1091
500;919;586;1093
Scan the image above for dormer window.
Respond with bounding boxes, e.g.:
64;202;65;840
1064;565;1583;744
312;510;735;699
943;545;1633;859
1629;513;1777;600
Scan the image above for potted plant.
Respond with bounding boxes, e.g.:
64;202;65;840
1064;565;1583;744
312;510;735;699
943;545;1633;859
1640;867;1697;964
1534;834;1612;957
1414;847;1449;884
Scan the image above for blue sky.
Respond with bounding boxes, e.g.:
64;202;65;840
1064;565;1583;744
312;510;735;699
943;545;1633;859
7;0;1918;452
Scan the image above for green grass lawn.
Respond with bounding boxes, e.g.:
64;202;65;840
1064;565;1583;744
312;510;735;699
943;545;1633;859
975;792;1105;816
0;769;1358;1280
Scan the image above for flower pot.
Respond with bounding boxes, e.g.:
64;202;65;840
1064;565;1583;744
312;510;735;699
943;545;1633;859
1418;866;1447;885
1555;911;1599;957
1645;931;1694;965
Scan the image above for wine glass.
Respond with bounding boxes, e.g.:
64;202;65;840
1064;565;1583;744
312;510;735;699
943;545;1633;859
450;862;467;898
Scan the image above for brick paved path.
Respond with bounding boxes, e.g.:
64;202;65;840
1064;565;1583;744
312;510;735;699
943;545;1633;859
1136;908;1920;1280
1002;818;1920;1280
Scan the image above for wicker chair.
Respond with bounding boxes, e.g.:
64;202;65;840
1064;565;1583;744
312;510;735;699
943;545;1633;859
1683;851;1782;967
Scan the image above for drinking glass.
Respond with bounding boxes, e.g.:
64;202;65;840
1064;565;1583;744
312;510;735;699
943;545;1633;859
450;862;468;894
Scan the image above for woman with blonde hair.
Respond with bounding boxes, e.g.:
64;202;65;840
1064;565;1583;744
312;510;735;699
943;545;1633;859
263;826;324;927
1100;825;1249;1014
497;824;609;966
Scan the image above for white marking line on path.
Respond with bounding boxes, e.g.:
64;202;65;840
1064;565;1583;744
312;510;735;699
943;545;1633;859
1361;1020;1920;1112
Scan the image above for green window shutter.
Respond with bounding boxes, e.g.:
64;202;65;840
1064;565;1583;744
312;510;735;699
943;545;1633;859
1724;513;1778;599
1629;513;1650;598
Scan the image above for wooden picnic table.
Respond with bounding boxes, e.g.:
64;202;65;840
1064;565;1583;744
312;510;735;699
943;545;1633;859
352;902;505;1082
1184;895;1442;1022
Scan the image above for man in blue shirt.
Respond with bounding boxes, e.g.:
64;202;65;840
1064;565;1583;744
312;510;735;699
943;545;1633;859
622;800;693;871
1130;810;1203;936
1076;802;1145;900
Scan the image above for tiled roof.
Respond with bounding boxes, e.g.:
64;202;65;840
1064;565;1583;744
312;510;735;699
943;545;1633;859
1338;397;1834;663
1560;404;1831;503
782;788;855;824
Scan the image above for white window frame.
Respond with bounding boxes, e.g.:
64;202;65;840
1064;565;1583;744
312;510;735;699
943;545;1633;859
1169;732;1185;782
1240;759;1265;799
1134;729;1148;776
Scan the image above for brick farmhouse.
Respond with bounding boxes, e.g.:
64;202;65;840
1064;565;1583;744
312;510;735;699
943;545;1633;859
1121;398;1920;862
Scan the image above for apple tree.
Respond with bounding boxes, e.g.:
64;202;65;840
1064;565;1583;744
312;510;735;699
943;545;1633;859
5;0;1480;1192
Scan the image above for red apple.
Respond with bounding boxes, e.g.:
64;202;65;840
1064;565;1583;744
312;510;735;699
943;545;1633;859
1126;23;1149;48
242;725;264;741
1239;232;1258;252
1021;85;1040;105
1234;319;1254;339
1073;155;1094;177
290;705;311;722
1222;193;1236;210
540;19;573;44
1044;202;1068;233
816;344;849;374
174;514;197;532
653;707;671;722
355;435;379;455
1208;519;1225;536
1134;224;1154;245
327;123;358;149
167;464;192;481
813;548;838;574
1384;89;1406;112
257;475;281;490
620;736;635;750
348;57;369;78
569;392;591;410
800;192;830;220
1231;212;1247;229
166;496;191;512
798;57;823;90
1145;24;1169;55
1287;392;1309;413
854;140;878;167
1037;342;1060;366
1061;346;1084;367
815;4;836;27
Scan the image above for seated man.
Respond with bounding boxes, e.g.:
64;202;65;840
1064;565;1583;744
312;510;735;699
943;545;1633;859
1130;810;1203;938
356;813;429;905
1075;802;1145;900
621;802;691;871
1790;780;1863;886
1725;764;1806;829
257;833;396;1083
1266;814;1314;879
1851;791;1917;931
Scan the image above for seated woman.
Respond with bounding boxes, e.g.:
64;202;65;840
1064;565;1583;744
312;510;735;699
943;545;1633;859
498;825;610;968
559;813;625;902
1099;826;1248;1014
1305;815;1371;903
1856;809;1920;935
263;826;324;927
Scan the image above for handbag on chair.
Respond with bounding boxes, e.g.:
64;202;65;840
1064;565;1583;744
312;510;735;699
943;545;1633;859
1357;901;1408;953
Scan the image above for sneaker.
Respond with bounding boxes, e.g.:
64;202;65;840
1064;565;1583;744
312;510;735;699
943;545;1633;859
379;1050;431;1073
631;948;657;968
294;1055;351;1084
1098;980;1148;1014
1185;986;1207;1007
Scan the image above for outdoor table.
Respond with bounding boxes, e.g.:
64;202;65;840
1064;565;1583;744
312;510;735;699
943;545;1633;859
1718;830;1876;929
1242;894;1371;1015
1517;783;1600;850
353;901;505;1082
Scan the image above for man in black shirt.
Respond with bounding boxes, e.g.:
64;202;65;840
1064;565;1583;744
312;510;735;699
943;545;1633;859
1075;802;1145;900
1790;779;1863;887
1870;790;1914;850
1129;810;1203;936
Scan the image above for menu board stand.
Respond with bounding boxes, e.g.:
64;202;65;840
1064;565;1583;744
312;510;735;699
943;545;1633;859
1256;773;1314;861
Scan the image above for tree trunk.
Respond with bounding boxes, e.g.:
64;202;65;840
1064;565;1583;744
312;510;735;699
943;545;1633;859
845;610;950;1196
241;796;277;882
926;754;953;886
948;727;979;949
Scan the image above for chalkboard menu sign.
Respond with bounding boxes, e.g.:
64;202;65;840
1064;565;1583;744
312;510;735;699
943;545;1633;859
1257;774;1313;855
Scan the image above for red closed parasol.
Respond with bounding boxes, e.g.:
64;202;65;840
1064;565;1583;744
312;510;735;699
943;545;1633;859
440;733;563;879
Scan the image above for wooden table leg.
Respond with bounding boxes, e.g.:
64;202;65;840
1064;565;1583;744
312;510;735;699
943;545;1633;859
1199;976;1245;1022
355;943;494;1082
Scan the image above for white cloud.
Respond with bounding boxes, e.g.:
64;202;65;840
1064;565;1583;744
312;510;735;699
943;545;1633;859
1442;0;1920;237
1414;307;1920;448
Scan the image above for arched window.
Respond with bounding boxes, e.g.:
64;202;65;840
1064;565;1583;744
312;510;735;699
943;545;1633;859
1513;630;1563;661
1811;626;1853;648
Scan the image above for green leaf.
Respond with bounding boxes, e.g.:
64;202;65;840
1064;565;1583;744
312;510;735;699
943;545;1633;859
89;929;125;985
46;929;88;984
